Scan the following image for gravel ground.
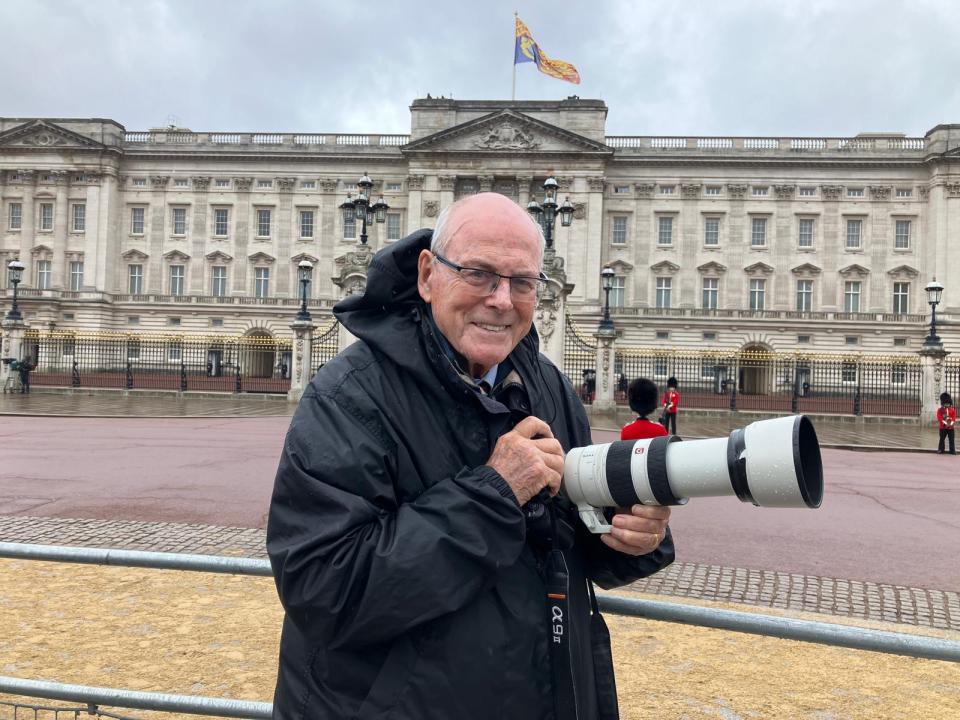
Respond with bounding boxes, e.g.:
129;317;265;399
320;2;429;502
1;560;959;720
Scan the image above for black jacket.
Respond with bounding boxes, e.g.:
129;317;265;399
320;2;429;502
267;230;675;719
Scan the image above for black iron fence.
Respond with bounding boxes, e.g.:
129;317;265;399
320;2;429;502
309;320;341;377
614;349;922;417
25;331;293;394
944;357;960;404
562;313;597;405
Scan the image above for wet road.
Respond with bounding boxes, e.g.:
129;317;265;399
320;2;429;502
1;416;958;592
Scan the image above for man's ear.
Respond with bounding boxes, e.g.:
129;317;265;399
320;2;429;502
416;249;434;302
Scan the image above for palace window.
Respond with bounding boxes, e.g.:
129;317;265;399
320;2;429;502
702;277;718;309
655;277;672;308
211;266;227;297
844;281;862;312
845;219;862;249
128;265;144;295
256;209;271;238
301;180;316;190
752;186;769;196
798;218;814;247
657;216;673;246
749;279;766;310
132;178;147;187
610;276;625;308
214;208;229;237
386;182;403;191
343;213;356;239
751;217;767;246
386;212;402;241
659;185;675;195
799;187;817;197
169;265;185;296
40;203;54;231
36;260;52;289
300;210;315;239
796;279;813;312
896;188;912;198
704;217;720;246
69;261;84;291
172;207;187;235
611;216;627;244
8;202;22;230
705;186;722;195
130;207;145;235
72;204;86;232
892;282;910;314
215;179;231;188
894;220;911;250
847;188;864;198
255;267;270;298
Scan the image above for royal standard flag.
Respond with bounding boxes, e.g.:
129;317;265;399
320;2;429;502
514;16;581;85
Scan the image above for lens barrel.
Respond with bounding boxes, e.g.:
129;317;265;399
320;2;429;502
564;415;823;520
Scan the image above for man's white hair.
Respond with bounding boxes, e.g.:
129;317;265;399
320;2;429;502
431;196;547;267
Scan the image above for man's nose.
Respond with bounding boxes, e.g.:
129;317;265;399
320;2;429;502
485;278;514;310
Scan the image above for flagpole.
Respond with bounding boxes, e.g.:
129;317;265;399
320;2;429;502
511;12;517;101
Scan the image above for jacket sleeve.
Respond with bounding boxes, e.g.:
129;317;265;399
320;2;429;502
266;383;527;651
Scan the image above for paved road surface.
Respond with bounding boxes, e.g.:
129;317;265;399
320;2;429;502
2;415;958;592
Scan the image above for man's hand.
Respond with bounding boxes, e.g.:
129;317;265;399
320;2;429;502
486;416;565;506
600;504;671;556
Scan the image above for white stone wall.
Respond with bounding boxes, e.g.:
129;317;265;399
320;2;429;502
0;103;956;356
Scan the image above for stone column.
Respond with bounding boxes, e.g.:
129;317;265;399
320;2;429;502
287;319;316;403
406;175;424;231
53;172;69;289
18;172;36;270
190;176;211;294
1;317;28;393
536;246;574;367
584;176;606;301
592;326;618;413
276;177;296;297
148;175;169;293
332;244;373;350
438;175;456;213
919;345;950;426
232;177;253;294
517;175;533;208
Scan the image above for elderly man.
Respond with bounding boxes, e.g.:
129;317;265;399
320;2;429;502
267;193;674;720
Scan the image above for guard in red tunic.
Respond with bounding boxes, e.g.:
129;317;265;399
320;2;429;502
660;376;680;436
937;392;957;455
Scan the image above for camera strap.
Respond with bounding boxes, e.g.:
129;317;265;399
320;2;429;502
545;503;579;720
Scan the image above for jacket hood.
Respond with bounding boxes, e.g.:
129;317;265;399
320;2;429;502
333;229;541;379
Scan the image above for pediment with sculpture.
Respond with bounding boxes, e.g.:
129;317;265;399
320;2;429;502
0;119;109;150
401;109;612;156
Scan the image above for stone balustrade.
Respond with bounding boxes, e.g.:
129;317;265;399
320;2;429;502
123;131;412;149
605;135;926;153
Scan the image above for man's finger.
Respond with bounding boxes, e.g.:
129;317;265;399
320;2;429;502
512;416;554;439
532;437;564;457
629;504;672;521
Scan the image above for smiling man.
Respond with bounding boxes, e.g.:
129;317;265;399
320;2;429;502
267;192;674;720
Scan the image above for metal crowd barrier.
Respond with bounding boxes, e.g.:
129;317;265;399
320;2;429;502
1;541;959;719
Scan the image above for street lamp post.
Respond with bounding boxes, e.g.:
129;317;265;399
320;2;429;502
923;278;945;348
339;173;389;246
296;260;314;322
5;259;25;321
526;176;574;249
599;266;615;333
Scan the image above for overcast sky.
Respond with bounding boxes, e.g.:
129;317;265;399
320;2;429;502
4;0;959;137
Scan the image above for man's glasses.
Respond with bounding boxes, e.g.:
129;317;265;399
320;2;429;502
433;253;547;300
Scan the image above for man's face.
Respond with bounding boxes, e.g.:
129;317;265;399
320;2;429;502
417;194;542;378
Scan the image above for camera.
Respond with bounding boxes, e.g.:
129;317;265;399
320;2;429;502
564;415;823;534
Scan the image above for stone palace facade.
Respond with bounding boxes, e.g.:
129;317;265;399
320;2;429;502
1;97;957;356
